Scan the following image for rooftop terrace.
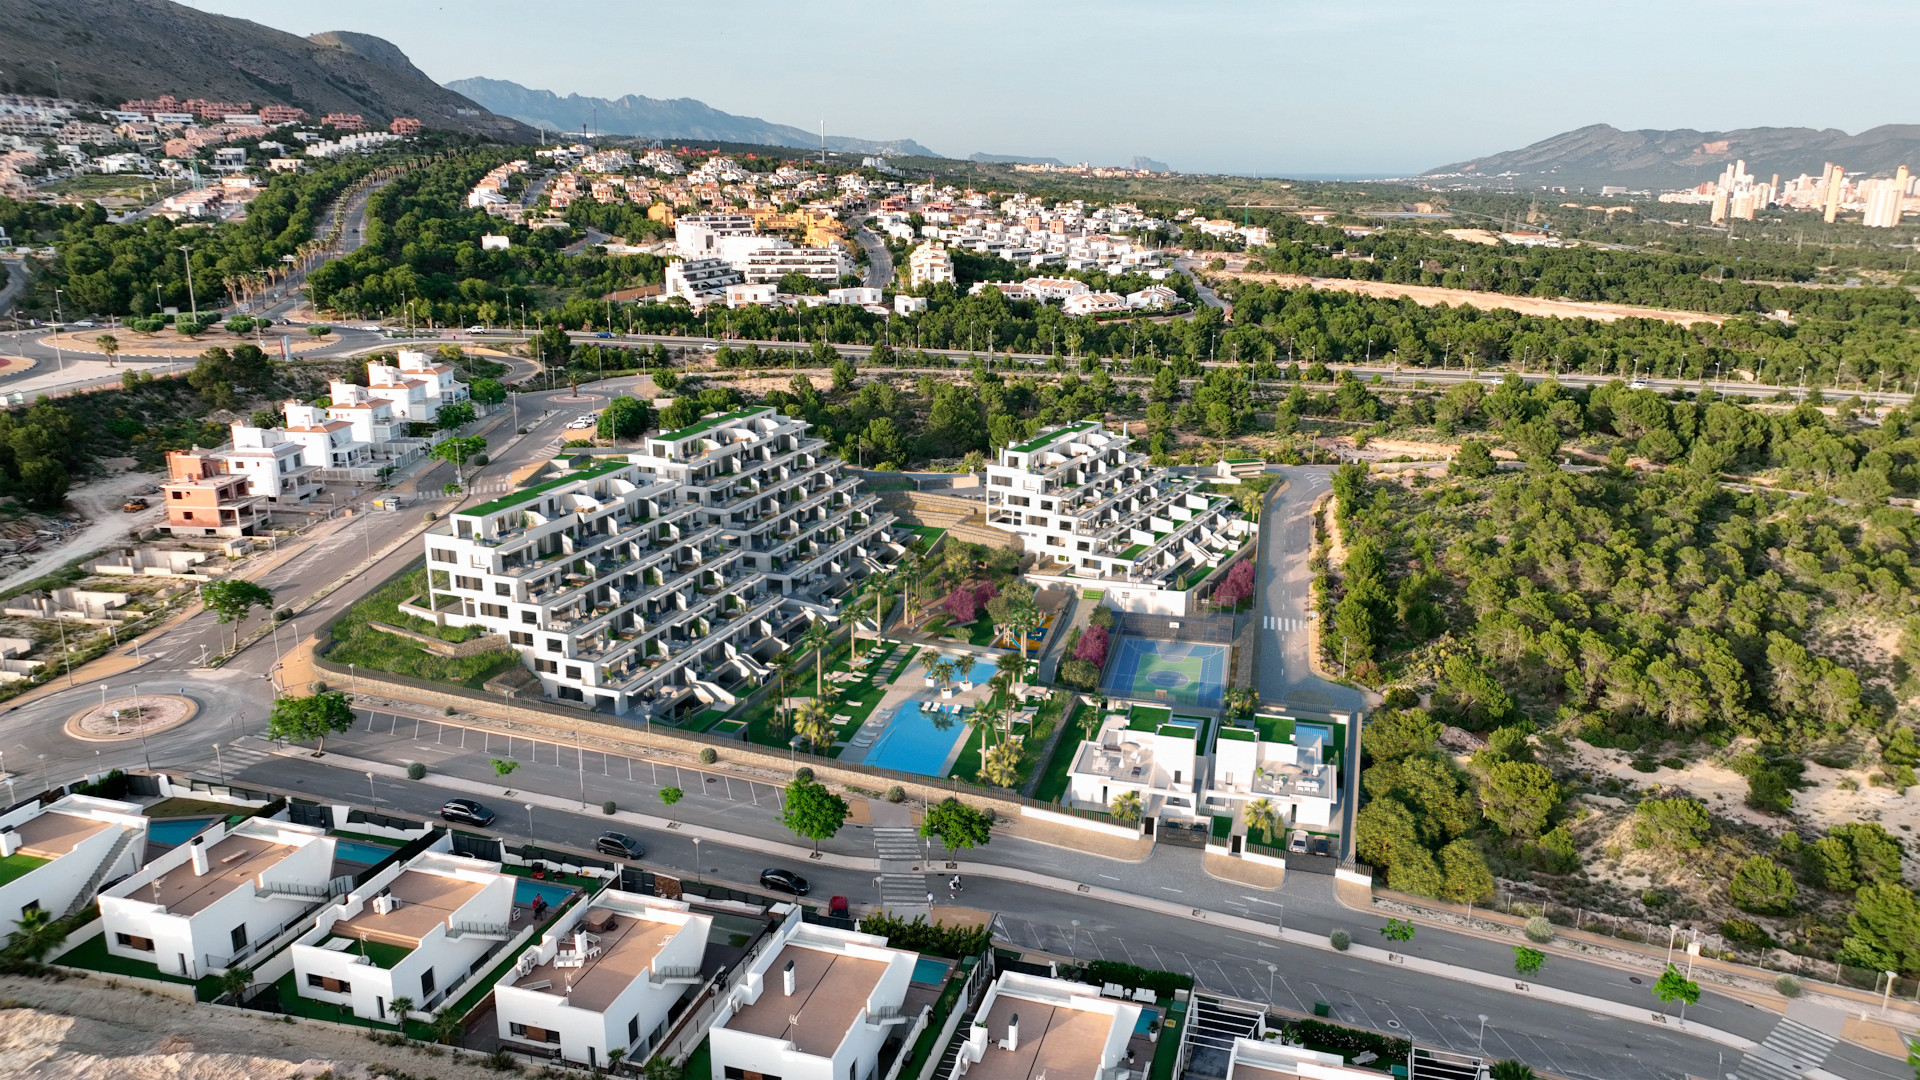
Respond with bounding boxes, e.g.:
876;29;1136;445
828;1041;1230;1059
728;940;888;1057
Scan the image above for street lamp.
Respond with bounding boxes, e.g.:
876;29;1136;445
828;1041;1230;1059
692;837;702;889
1476;1014;1488;1051
525;803;534;835
366;771;376;804
1264;962;1277;1002
179;244;198;323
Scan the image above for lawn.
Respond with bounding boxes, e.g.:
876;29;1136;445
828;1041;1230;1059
679;707;733;733
326;565;522;687
738;637;904;756
1032;698;1088;804
144;797;245;818
950;688;1070;790
0;852;48;886
325;935;413;969
683;1036;713;1080
1149;1000;1188;1080
1127;704;1172;731
55;931;221;1000
906;525;947;552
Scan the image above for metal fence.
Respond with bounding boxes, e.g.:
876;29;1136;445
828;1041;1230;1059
1115;611;1237;645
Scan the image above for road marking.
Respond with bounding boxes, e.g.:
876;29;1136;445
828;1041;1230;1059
1098;873;1121;881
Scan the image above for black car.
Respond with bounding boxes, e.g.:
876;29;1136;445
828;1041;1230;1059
595;832;645;859
760;868;810;895
1311;836;1333;858
440;798;496;827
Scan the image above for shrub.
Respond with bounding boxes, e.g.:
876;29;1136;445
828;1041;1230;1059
312;680;329;693
443;706;457;716
1775;974;1801;998
1720;918;1774;949
1329;929;1351;951
1074;625;1110;666
699;747;717;765
275;607;293;622
602;799;617;815
794;766;815;784
1729;855;1798;915
472;453;489;467
406;762;426;780
660;787;684;805
1523;915;1554;943
886;785;907;803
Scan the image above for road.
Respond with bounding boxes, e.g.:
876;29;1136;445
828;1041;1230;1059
213;718;1901;1080
0;255;27;318
856;226;894;290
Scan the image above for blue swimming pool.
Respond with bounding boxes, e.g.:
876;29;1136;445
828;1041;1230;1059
333;840;399;865
911;956;953;985
515;879;575;909
1134;1006;1161;1034
146;818;214;846
863;701;968;777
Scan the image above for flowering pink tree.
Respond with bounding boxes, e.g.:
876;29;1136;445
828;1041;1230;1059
1213;561;1256;608
973;581;1000;607
1074;624;1109;666
944;587;978;623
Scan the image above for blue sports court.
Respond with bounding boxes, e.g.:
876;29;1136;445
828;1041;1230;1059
1102;638;1229;709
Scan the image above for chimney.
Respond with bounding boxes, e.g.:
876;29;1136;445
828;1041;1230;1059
189;836;209;876
1003;1013;1020;1052
782;959;796;997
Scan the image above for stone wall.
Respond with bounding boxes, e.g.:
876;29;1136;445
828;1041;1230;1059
366;619;509;658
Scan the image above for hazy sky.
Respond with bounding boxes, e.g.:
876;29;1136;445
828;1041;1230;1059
190;0;1919;176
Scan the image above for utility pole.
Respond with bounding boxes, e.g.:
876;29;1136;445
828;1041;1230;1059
178;245;198;323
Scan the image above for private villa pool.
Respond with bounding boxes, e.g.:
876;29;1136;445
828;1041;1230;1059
515;878;575;910
145;818;215;847
860;700;970;777
332;840;399;865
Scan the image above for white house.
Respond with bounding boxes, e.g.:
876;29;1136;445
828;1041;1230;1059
1062;291;1127;317
948;971;1142;1080
100;818;339;978
908;243;954;288
220;423;321;503
1204;718;1336;829
281;402;371;472
1066;709;1206;825
493;890;710;1068
726;282;779;308
895;295;928;315
291;848;515;1022
0;795;146;927
1125;286;1178;311
666;257;745;305
1226;1033;1396;1080
708;908;919;1080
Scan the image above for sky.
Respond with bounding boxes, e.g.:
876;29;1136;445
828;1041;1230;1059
188;0;1920;177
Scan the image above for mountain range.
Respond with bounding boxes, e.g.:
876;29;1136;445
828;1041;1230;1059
446;78;938;158
0;0;532;141
1427;123;1920;190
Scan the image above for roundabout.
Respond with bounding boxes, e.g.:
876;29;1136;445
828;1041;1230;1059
64;694;198;742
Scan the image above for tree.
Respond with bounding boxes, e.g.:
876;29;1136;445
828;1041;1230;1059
1632;795;1711;851
1729;855;1798;915
645;1055;684;1080
1489;1062;1536;1080
268;691;355;750
387;994;414;1023
492;758;520;778
1512;946;1545;976
7;906;60;961
794;697;835;753
435;400;476;431
430;1007;465;1045
1651;964;1700;1020
1110;790;1143;821
216;963;258;1005
781;778;849;852
921;797;995;852
96;333;119;367
1439;838;1495;903
599;396;654;441
469;377;507;406
660;786;684;805
1452;439;1496;478
1363;708;1440;764
1479;760;1558;838
1380;918;1416;942
202;578;273;653
1242;797;1277;843
430;433;488;490
1840;882;1920;975
1222;687;1259;720
534;323;573;371
979;735;1023;788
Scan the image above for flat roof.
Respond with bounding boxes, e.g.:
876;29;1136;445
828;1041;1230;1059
465;459;633;518
1009;421;1096;455
657;407;766;443
964;992;1115;1080
521;907;684;1012
334;869;487;949
147;833;297;917
728;941;887;1057
12;812;113;859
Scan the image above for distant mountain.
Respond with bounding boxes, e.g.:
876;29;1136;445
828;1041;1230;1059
446;78;938;157
1129;156;1170;173
0;0;532;141
970;152;1067;166
1427;123;1920;190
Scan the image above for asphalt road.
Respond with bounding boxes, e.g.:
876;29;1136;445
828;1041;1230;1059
856;227;894;290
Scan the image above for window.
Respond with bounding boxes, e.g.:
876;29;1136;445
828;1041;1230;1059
545;638;562;653
1048;536;1064;547
535;659;557;674
991;475;1011;487
455;575;482;591
495;583;510;596
510;631;533;646
565;665;582;680
521;612;536;624
182;511;194;520
307;974;350;993
230;924;248;952
430;549;454;563
115;933;154;951
170;490;183;500
1077;541;1091;552
1029;516;1047;528
725;1069;781;1080
628;1016;640;1045
481;604;507;619
509;1022;562;1044
419;968;435;997
1040;500;1054;510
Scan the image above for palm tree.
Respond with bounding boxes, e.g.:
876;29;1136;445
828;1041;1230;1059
800;618;832;698
1110;791;1143;822
607;1047;627;1075
388;994;415;1026
96;333;119;367
795;696;835;754
1223;687;1259;720
927;657;955;691
768;652;795;737
995;650;1031;690
430;1008;465;1046
7;907;60;962
953;653;975;686
215;962;257;1005
1243;798;1277;846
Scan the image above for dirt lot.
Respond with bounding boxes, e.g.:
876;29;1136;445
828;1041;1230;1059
1217;270;1727;327
0;974;513;1080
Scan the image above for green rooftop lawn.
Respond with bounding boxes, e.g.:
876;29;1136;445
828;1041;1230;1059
327;935;413;969
1215;727;1256;743
1156;723;1200;741
1127;704;1171;731
0;851;48;887
658;407;765;443
1181;564;1215;590
1009;421;1095;455
464;459;633;518
1118;543;1146;559
1254;714;1296;743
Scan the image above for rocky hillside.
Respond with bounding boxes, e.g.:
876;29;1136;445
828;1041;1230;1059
447;77;937;157
1427;122;1920;190
0;0;533;141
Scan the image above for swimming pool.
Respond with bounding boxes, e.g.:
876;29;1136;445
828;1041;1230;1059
862;701;968;777
515;879;576;909
333;840;399;865
146;818;214;846
911;956;953;985
1134;1006;1161;1034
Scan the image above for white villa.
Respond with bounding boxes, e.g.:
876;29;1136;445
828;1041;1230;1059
948;971;1144;1080
1204;719;1336;829
1065;709;1206;827
0;795;146;928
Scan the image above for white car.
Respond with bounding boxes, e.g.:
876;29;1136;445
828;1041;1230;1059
467;325;486;333
1628;379;1649;390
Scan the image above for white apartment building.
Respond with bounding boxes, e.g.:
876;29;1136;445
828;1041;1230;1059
740;244;853;285
666;257;745;305
727;282;779;308
282;402;371;472
410;407;897;717
1066;710;1205;824
675;213;757;258
985;421;1247;614
493;891;710;1068
0;795;146;927
707;909;919;1080
221;423;322;504
101;818;340;978
909;243;954;288
948;971;1143;1080
359;350;469;426
292;848;515;1022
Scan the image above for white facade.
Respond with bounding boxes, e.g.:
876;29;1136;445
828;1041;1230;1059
666;257;745;304
726;282;779;308
291;849;515;1021
1205;719;1336;828
0;795;146;927
281;403;371;471
708;909;919;1080
396;349;472;408
1066;711;1205;823
908;243;954;288
985;421;1246;594
675;213;757;257
1227;1034;1392;1080
493;891;710;1068
100;818;338;978
1062;291;1126;317
740;244;854;285
413;407;897;718
222;423;321;503
949;971;1139;1080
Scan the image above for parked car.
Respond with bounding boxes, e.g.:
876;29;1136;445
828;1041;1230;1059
121;498;149;513
467;325;487;332
1288;831;1309;854
595;832;645;859
440;798;496;827
594;332;613;338
759;868;810;895
1311;836;1333;858
828;895;850;919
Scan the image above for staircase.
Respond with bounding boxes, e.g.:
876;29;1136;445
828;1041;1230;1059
932;1015;974;1080
67;827;137;919
1184;993;1266;1079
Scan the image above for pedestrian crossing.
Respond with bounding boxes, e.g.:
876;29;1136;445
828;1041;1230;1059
212;738;280;773
1263;615;1306;632
873;826;923;863
1734;1017;1837;1080
879;872;929;909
